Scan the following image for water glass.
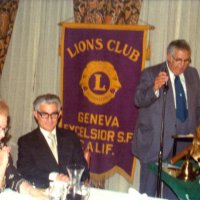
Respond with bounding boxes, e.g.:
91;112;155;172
81;182;90;200
49;181;65;200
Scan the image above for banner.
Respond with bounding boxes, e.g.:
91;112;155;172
60;23;148;182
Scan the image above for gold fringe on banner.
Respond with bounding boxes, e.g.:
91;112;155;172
146;35;151;61
89;158;137;188
143;24;155;61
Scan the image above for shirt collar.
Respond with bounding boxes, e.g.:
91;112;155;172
40;127;56;137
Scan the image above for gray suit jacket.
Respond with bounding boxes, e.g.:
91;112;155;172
132;62;200;163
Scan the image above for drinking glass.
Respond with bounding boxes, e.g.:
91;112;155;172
66;164;89;200
49;181;65;200
80;182;90;200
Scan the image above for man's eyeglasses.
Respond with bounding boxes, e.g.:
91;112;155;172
172;55;191;65
0;127;8;133
37;111;59;119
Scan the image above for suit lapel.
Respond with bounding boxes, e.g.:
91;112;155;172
159;63;176;119
56;129;64;163
184;70;192;114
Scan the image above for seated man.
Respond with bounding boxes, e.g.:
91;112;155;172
17;93;89;188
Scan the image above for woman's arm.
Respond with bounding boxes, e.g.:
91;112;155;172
19;180;48;200
0;146;10;189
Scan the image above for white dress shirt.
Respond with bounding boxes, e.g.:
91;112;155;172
155;62;188;109
40;127;59;181
166;62;188;108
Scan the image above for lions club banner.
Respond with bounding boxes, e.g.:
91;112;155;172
60;23;148;182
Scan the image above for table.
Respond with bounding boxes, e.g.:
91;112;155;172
149;161;200;200
0;189;36;200
0;187;166;200
90;188;165;200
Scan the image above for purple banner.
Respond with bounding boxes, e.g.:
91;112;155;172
60;23;147;182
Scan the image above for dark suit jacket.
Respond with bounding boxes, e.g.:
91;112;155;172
132;62;200;163
17;127;89;188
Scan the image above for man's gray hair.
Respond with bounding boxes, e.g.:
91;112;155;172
33;94;62;111
167;39;191;56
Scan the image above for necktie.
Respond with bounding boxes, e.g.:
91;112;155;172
175;75;188;122
48;133;58;162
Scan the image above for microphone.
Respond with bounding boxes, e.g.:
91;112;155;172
162;66;169;92
157;66;169;196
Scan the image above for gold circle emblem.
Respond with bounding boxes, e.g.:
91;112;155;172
80;61;121;105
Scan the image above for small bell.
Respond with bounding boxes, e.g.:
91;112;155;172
177;155;196;181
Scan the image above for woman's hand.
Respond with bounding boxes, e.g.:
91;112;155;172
0;146;10;167
0;146;10;188
29;187;49;200
20;181;49;200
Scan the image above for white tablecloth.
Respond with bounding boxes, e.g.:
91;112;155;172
90;188;166;200
0;189;36;200
0;188;166;200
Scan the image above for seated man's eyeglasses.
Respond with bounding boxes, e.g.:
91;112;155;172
37;111;59;119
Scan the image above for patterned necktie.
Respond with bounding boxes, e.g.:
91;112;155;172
48;133;58;162
175;75;188;122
